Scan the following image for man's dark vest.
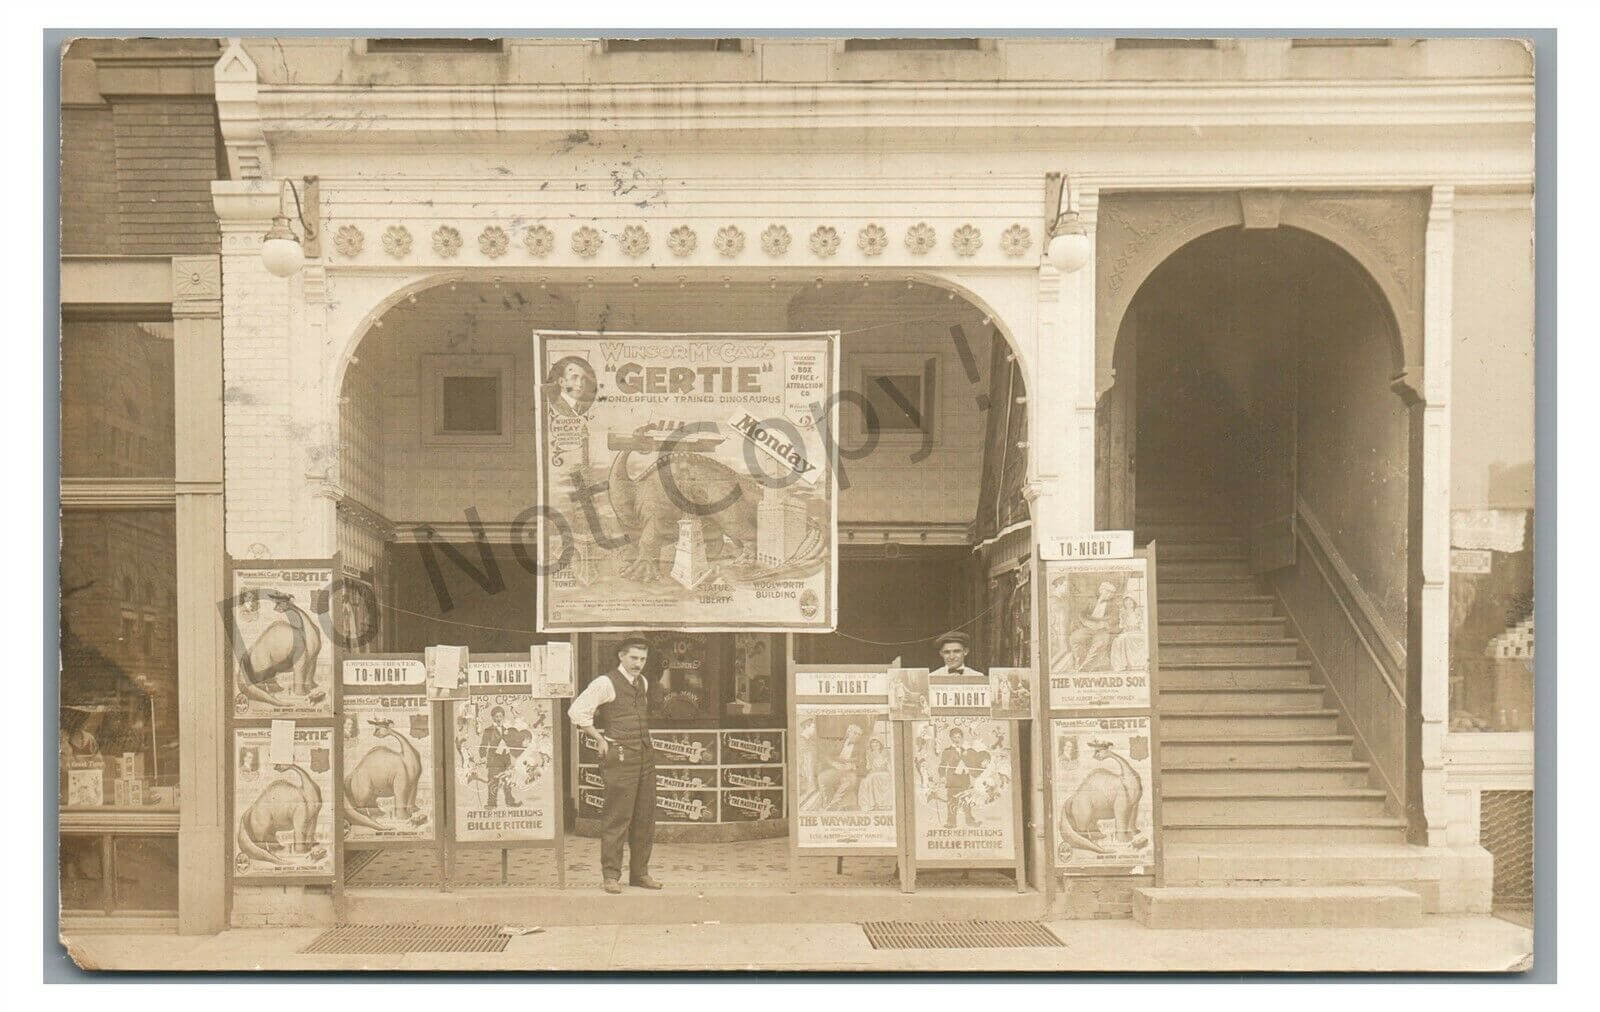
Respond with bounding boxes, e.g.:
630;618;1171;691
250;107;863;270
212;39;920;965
593;670;651;749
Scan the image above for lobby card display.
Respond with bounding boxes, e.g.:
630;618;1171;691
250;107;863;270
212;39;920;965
450;693;557;842
227;561;336;719
231;724;335;880
989;667;1036;719
721;728;784;765
908;717;1018;863
721;788;785;822
339;694;435;843
1045;557;1153;710
793;704;899;848
1050;716;1157;875
534;330;839;633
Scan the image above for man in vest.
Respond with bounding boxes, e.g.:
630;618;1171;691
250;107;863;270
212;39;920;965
567;635;663;893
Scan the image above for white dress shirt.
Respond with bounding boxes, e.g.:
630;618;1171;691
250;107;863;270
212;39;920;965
933;664;986;678
567;667;648;732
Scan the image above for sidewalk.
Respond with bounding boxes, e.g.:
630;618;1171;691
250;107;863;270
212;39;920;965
61;915;1532;973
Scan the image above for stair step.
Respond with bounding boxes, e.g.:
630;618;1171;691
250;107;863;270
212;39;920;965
1163;735;1355;763
1132;885;1422;929
1158;685;1328;711
1163;640;1302;664
1160;662;1314;689
1160;710;1340;736
1159;618;1287;641
1159;763;1373;792
1162;818;1409;845
1164;560;1254;579
1154;540;1246;561
1161;790;1391;821
1158;579;1263;599
1159;598;1278;620
1136;523;1238;543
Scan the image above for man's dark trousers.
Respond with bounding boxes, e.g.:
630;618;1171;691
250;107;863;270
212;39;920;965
600;744;655;882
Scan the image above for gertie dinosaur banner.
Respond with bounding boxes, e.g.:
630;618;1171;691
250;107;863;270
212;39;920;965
534;331;839;632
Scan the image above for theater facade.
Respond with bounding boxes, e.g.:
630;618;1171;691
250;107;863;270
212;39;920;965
58;36;1537;934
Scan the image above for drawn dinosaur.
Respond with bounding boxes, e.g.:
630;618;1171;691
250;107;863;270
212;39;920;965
342;718;423;831
236;762;324;865
606;436;764;582
236;590;324;707
1057;740;1144;856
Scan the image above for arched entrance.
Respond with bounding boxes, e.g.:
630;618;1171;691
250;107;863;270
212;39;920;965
1096;220;1427;887
328;272;1038;903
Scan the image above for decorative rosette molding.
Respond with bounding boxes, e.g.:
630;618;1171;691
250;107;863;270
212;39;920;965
952;224;983;257
760;224;791;256
432;226;463;258
381;225;412;259
333;225;364;258
571;226;603;258
905;222;936;255
714;225;746;258
524;224;555;258
999;223;1032;257
619;224;651;258
667;225;698;257
809;226;841;258
857;223;888;256
478;226;509;259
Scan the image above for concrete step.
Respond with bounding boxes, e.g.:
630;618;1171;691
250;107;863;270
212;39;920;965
1163;640;1302;664
1162;735;1355;764
1161;789;1391;822
1160;662;1314;689
1159;842;1495;913
1159;618;1288;641
1158;578;1263;599
1159;597;1278;620
1162;818;1409;845
1158;684;1328;711
1161;709;1340;737
1158;762;1374;793
1132;885;1423;929
1164;559;1254;580
1153;540;1246;561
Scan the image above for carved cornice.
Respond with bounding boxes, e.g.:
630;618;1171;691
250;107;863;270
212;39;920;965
214;38;269;180
60;478;177;509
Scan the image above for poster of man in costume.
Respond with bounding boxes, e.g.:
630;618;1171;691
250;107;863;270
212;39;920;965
1050;716;1155;873
793;705;897;848
451;694;556;841
534;331;838;633
339;695;434;842
232;725;334;878
228;565;335;719
910;718;1016;861
1046;559;1152;710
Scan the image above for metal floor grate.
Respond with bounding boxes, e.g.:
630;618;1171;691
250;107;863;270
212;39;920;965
301;924;510;955
861;920;1064;950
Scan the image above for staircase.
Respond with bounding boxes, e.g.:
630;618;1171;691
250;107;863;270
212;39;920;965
1130;489;1437;928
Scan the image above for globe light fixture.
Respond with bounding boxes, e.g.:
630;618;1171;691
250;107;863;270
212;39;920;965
259;176;319;278
1046;211;1092;273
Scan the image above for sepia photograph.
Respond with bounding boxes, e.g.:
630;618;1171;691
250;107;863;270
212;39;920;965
46;25;1549;977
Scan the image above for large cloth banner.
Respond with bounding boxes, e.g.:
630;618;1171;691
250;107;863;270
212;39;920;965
1050;716;1156;875
535;331;839;632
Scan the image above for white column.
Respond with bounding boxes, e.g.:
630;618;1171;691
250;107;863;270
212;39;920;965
1418;185;1455;845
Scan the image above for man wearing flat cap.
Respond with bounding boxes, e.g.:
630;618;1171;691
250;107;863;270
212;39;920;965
568;635;663;893
933;631;984;679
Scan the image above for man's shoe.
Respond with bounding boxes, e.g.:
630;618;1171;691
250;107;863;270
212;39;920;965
602;879;623;894
629;875;664;890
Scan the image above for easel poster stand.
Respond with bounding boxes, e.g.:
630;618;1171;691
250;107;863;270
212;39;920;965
903;671;1028;893
1036;541;1165;903
788;660;908;893
332;654;441;919
223;558;342;918
442;653;567;890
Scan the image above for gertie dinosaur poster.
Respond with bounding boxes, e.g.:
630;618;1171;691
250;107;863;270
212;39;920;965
534;331;838;632
1050;716;1156;875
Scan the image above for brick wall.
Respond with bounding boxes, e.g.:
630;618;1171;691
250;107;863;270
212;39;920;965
230;884;336;928
110;98;222;255
1051;875;1150;919
60;106;117;254
222;258;298;555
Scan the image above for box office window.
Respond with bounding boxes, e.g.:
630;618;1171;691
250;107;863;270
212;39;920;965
853;356;938;442
421;354;514;447
440;374;502;434
60;510;180;810
60;320;174;478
